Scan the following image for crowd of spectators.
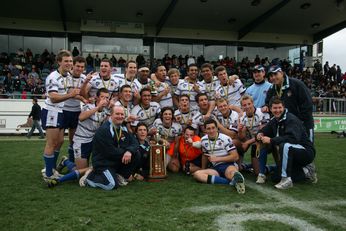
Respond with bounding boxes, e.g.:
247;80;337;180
0;48;345;100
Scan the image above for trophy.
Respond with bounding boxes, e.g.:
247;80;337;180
148;131;167;181
149;80;158;96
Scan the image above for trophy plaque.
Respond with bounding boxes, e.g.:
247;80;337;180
148;132;167;180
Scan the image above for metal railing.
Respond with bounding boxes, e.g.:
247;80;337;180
313;97;346;115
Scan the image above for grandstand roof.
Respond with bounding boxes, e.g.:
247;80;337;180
1;0;345;45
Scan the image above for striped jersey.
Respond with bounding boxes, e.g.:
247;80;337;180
44;70;69;112
114;74;137;90
201;132;236;166
130;102;161;128
156;80;173;108
63;74;86;112
174;108;199;129
73;103;108;143
198;76;220;101
215;79;246;107
89;74;118;98
174;80;204;109
152;118;182;142
239;108;270;138
214;109;239;132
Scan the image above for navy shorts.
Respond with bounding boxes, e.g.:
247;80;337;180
213;162;237;178
190;155;202;167
73;141;93;160
62;110;80;129
41;108;64;130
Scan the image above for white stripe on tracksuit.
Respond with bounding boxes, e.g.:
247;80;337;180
86;169;116;190
281;143;305;178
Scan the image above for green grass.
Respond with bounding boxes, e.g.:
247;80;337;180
0;134;345;231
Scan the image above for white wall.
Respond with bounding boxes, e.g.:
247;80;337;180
0;99;44;134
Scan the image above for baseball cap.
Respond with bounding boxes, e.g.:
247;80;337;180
253;65;265;72
268;65;282;74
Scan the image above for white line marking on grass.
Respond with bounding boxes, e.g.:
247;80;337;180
216;213;324;231
186;182;346;230
247;181;346;229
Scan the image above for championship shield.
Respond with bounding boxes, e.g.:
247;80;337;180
148;132;167;180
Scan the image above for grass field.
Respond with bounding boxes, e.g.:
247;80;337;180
0;134;345;231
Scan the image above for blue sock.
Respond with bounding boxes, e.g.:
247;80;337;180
68;144;75;162
64;159;76;172
53;150;60;169
58;170;80;183
207;175;230;184
258;149;268;174
43;154;55;177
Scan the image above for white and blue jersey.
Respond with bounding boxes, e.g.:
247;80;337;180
239;108;270;138
198;76;220;101
156;80;174;108
44;70;69;112
214;110;239;133
201;133;236;166
89;74;118;98
175;80;204;109
73;103;108;144
152;118;182;142
130;102;161;128
215;79;246;107
63;74;86;112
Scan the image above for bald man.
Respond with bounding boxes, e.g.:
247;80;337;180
82;105;140;190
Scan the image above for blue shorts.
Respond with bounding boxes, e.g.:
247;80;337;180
73;141;93;160
62;110;80;129
213;162;237;178
190;155;202;167
41;108;64;130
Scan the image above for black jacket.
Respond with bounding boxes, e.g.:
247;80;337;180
259;110;315;153
265;75;313;130
29;103;41;120
92;120;139;169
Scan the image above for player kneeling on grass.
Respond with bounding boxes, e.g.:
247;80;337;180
193;119;245;194
256;97;317;190
47;88;110;188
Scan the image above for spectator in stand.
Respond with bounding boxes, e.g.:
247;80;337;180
329;64;337;80
72;47;80;57
4;72;13;93
110;55;117;67
324;61;330;76
136;54;145;67
86;53;94;68
28;65;40;79
94;53;101;68
336;65;342;83
118;57;126;67
41;49;50;63
314;60;322;75
25;48;33;62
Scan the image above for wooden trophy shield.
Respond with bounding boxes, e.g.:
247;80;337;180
148;144;167;181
